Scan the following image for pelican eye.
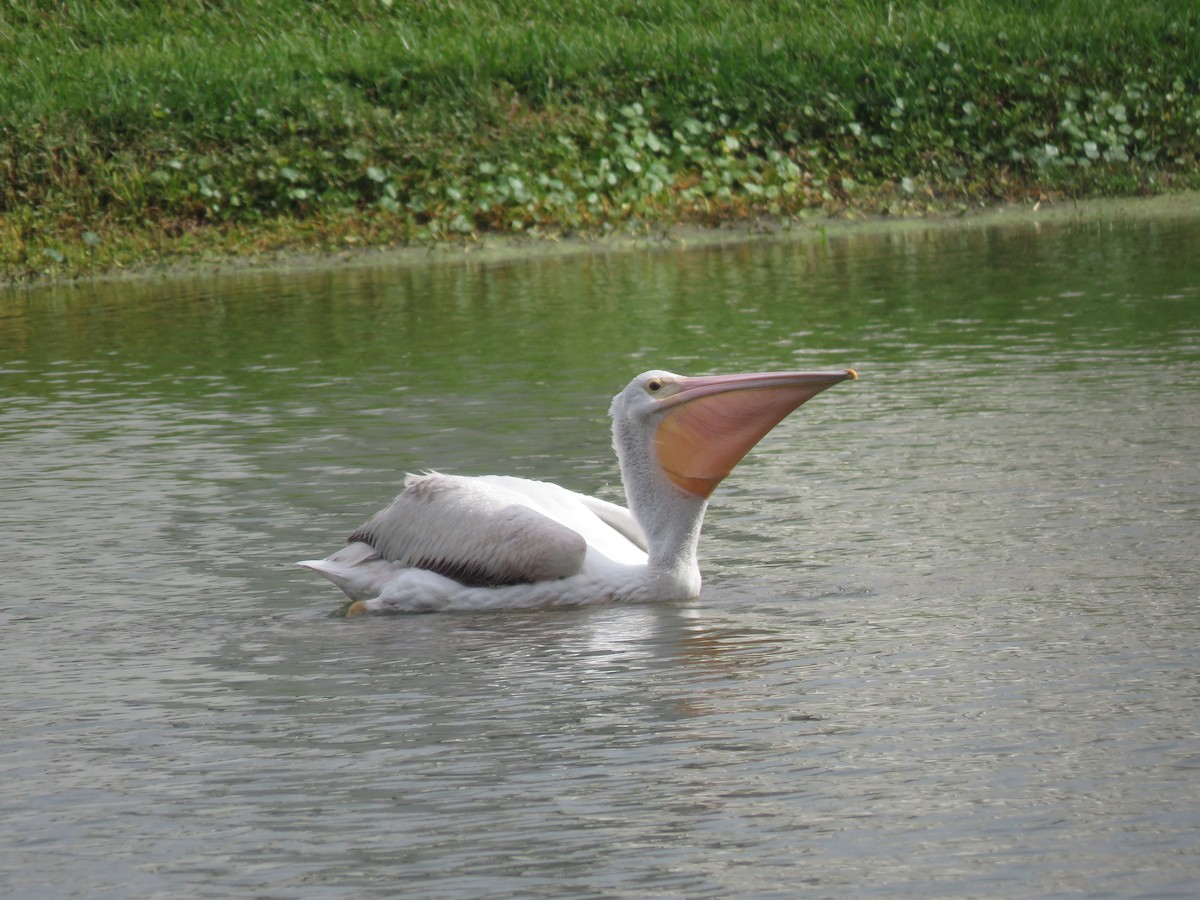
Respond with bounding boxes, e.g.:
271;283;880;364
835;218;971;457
646;378;664;394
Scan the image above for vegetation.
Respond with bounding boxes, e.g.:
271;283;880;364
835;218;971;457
2;0;1198;281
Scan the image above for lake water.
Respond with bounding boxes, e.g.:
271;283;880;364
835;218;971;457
2;210;1199;897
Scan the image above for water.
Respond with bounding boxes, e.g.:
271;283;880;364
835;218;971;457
2;212;1199;897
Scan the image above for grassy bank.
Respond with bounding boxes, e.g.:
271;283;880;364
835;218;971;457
2;0;1198;283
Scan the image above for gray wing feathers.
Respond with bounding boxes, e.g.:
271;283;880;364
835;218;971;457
349;473;587;587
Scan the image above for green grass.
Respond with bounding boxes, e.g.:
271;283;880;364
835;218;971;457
2;0;1198;281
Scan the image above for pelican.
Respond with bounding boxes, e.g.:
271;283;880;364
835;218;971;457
300;367;856;613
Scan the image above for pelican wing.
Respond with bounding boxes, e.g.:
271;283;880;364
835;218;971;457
473;475;648;561
348;473;588;587
576;494;648;552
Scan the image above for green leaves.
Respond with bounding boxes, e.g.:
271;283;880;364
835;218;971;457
1;0;1197;277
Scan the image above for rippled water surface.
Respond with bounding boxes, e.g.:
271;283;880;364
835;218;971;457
3;214;1199;897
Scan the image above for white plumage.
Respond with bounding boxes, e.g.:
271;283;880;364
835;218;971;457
299;367;855;613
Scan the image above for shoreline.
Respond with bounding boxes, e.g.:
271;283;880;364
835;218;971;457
10;190;1198;292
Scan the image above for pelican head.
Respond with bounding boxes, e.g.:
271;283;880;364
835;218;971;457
611;368;857;500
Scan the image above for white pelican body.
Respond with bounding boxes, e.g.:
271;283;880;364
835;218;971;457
300;368;855;613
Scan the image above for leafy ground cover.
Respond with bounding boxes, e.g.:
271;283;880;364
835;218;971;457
2;0;1197;282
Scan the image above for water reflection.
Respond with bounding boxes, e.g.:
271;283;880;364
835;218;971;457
2;214;1199;897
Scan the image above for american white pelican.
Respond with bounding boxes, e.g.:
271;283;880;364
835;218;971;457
300;368;856;613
